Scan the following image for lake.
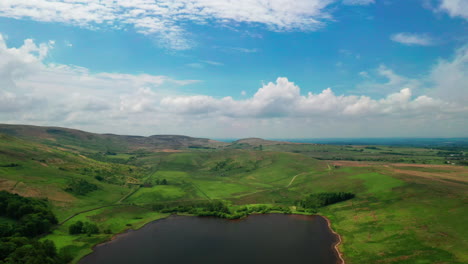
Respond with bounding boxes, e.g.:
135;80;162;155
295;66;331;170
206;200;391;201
80;214;340;264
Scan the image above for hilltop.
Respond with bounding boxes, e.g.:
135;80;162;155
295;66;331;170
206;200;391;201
0;124;228;152
231;137;304;146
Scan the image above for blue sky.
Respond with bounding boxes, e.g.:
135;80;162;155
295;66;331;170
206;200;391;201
0;0;467;138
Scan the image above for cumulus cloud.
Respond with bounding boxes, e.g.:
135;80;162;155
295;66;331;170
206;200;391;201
160;78;462;118
437;0;468;20
390;33;435;46
0;0;336;50
0;34;467;137
429;45;468;104
0;33;197;123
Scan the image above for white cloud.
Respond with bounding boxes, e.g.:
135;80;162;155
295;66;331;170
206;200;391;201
186;63;205;69
356;45;468;104
159;77;464;119
390;33;435;46
0;33;198;120
429;45;468;104
201;60;223;66
241;90;247;96
438;0;468;20
229;47;259;53
342;0;375;5
187;60;224;69
359;71;370;78
354;65;423;95
0;0;337;50
0;34;467;137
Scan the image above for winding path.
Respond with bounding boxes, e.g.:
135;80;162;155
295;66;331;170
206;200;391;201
286;173;306;187
59;204;125;225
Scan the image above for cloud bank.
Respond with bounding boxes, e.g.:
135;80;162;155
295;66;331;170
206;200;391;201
0;0;336;50
0;34;467;137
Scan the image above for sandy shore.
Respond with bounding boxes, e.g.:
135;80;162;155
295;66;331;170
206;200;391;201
322;216;346;264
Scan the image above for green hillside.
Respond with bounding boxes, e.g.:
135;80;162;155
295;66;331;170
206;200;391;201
0;131;467;264
0;124;227;153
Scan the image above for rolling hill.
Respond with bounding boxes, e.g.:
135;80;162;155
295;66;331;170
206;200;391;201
0;124;228;152
0;124;467;263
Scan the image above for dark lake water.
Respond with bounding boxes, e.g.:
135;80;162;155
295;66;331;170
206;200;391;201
80;214;339;264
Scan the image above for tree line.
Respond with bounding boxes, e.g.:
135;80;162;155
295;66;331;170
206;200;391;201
68;221;99;236
150;201;293;219
65;178;98;195
297;192;355;212
0;191;70;264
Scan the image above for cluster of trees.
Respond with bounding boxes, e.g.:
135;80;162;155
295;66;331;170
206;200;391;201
154;179;168;185
151;201;293;219
297;192;355;212
143;178;168;187
211;159;239;172
0;191;57;237
298;192;355;210
211;159;261;175
68;221;99;236
0;163;20;167
0;237;70;264
151;200;241;218
85;152;135;165
236;205;292;215
65;178;98;195
79;164;143;185
364;146;380;150
0;191;70;264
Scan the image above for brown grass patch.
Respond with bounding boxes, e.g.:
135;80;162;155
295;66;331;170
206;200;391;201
159;149;182;152
328;160;381;167
0;180;75;203
390;163;464;169
0;178;17;191
386;164;468;186
11;182;42;198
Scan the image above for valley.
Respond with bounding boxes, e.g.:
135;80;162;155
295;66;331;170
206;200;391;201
0;124;466;263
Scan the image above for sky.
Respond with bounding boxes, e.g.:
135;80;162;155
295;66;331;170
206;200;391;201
0;0;467;138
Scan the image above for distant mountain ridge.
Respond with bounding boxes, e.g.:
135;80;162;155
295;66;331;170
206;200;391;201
0;124;228;152
233;137;306;146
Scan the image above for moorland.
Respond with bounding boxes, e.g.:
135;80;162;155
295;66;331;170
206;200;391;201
0;124;466;264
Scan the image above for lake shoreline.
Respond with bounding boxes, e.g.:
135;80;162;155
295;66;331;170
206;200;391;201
322;216;346;264
79;213;344;264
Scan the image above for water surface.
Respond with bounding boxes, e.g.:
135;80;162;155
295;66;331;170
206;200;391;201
80;214;339;264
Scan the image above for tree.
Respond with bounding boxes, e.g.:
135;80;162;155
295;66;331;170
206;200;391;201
82;222;99;235
68;221;83;235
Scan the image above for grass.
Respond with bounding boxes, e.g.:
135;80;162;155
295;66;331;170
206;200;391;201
321;165;468;264
350;172;405;194
127;185;189;203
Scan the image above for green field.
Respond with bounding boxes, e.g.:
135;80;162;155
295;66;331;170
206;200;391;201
0;131;467;263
